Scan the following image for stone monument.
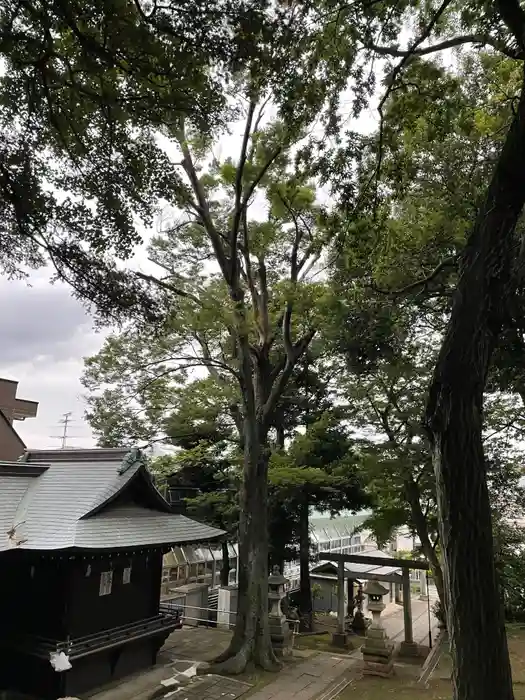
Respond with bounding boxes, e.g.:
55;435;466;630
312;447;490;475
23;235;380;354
361;580;394;677
268;566;292;657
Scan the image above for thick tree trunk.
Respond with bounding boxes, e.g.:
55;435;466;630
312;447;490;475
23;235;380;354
424;71;525;700
298;496;313;632
220;540;231;587
209;431;279;674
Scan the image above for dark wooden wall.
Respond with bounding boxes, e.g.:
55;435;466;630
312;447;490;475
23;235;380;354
0;551;67;639
65;550;163;637
0;548;167;699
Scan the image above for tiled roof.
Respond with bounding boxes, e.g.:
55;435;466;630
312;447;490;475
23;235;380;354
0;448;224;552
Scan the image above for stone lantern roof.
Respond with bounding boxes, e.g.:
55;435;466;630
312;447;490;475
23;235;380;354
268;565;288;586
363;579;389;597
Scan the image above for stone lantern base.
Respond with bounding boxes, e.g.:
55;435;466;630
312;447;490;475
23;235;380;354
362;626;394;677
269;615;292;657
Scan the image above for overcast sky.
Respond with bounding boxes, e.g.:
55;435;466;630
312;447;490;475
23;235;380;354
0;273;104;449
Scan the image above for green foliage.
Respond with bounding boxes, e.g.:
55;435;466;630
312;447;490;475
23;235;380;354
269;411;369;541
151;443;239;537
0;0;258;318
494;518;525;623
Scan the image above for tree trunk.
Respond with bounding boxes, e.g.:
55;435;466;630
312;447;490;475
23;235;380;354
404;479;445;606
424;71;525;700
298;496;313;632
220;540;231;587
209;431;279;674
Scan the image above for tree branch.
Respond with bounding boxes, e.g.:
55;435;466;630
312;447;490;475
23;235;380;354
370;255;458;296
374;0;455;211
231;100;257;284
262;329;316;429
367;34;522;60
176;123;230;277
135;271;203;306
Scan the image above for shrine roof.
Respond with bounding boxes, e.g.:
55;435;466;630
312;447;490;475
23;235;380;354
0;448;224;552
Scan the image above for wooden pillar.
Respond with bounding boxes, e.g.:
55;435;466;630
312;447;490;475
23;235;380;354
331;560;348;648
347;578;354;615
211;557;217;588
402;568;413;644
399;568;419;657
419;570;428;600
338;560;346;635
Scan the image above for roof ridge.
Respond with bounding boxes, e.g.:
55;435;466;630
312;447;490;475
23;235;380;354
25;447;132;463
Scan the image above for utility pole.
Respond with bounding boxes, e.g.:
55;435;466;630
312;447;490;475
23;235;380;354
50;412;81;449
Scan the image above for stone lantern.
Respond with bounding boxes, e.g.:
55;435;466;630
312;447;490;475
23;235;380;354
268;566;292;656
361;580;394;677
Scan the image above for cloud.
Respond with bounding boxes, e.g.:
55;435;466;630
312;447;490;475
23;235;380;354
0;278;105;449
0;279;96;364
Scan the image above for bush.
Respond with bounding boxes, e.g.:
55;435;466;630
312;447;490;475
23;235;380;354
432;599;447;629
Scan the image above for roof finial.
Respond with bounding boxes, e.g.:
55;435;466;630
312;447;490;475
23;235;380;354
118;448;143;475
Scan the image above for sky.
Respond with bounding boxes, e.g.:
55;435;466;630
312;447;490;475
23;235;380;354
0;273;103;448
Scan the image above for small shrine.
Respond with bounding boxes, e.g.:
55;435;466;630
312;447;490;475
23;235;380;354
268;566;292;657
0;448;225;699
361;580;394;677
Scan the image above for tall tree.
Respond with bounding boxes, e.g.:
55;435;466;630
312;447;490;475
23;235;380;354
82;113;342;670
320;4;525;695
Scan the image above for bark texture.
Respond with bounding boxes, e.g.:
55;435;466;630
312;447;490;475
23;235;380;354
424;69;525;700
208;425;279;674
298;496;313;631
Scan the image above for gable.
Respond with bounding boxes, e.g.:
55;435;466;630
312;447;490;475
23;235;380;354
81;464;171;519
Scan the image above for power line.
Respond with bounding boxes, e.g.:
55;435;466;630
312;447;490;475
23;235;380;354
50;412;82;449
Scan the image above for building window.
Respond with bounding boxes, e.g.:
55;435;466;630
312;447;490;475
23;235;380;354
320;542;330;551
99;571;113;596
123;567;132;585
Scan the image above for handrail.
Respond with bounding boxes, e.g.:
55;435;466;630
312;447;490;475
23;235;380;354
5;610;182;661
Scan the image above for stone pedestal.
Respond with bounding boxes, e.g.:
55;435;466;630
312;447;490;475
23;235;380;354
399;640;420;658
268;567;292;657
331;632;349;649
269;615;292;657
362;622;394;677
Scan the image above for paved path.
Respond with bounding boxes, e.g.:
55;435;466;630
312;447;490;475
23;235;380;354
381;595;439;646
246;654;357;700
90;594;438;700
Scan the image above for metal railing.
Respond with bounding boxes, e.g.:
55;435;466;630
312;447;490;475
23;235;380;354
6;609;182;661
160;601;300;646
